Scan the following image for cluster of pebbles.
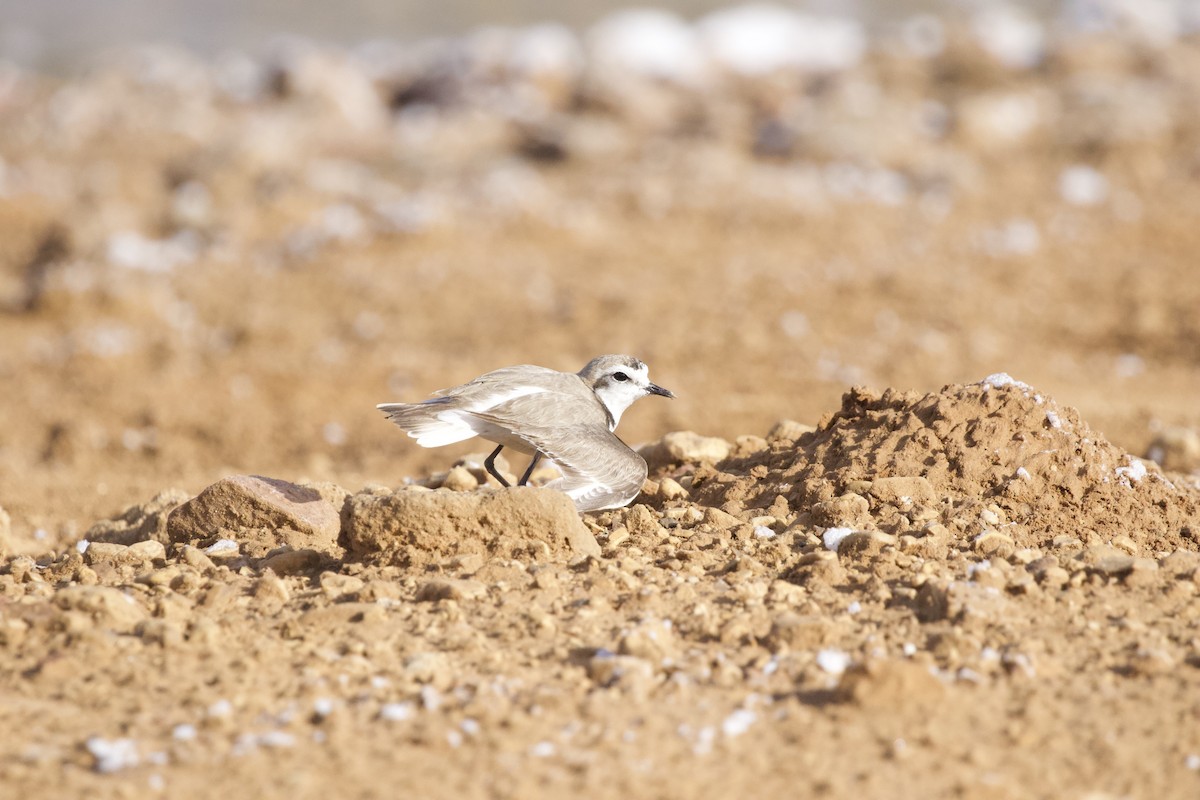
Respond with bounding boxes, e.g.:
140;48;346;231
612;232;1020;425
2;377;1198;792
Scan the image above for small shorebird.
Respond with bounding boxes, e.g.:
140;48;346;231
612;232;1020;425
378;355;674;512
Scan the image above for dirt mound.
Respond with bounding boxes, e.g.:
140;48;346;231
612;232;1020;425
695;375;1200;555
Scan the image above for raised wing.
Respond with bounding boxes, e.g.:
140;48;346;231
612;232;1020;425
465;398;648;512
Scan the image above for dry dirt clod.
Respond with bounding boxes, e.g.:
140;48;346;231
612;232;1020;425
341;486;600;567
167;475;342;557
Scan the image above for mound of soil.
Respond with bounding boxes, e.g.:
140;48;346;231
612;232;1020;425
695;376;1200;555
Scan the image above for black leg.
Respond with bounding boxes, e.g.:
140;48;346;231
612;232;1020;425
484;445;511;487
518;453;542;486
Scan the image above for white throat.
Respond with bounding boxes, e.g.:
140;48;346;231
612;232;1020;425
591;383;643;430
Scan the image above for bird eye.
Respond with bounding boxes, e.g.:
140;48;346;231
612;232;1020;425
613;372;629;382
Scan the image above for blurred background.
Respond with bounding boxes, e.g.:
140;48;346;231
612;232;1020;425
2;0;1199;545
3;1;1068;70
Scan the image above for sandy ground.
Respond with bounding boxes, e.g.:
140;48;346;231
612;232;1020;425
2;12;1200;799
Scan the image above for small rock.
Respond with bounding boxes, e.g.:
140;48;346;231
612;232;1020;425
585;651;655;694
254;571;291;603
83;542;131;566
767;613;834;651
86;736;140;773
658;477;688;501
974;530;1016;559
1092;555;1136;577
1145;426;1200;472
837;660;946;711
0;504;11;556
1160;550;1200;577
835;530;897;561
868;476;937;506
128;540;167;562
618;618;677;665
167;475;342;556
259;547;323;575
767;419;815;441
640;431;731;470
55;586;146;633
811;494;871;529
441;466;479;492
320;572;365;599
404;652;453;688
416;578;487;602
702;506;742;531
179;545;216;572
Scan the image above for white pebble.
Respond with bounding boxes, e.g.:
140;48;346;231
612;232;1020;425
171;724;197;741
1186;754;1200;770
822;527;855;552
1045;411;1062;430
258;731;295;748
1016;467;1032;481
379;702;414;722
980;372;1031;390
753;525;776;539
86;737;140;773
902;642;917;656
846;601;862;615
76;540;90;554
721;708;757;738
312;697;335;718
205;539;238;555
207;699;233;718
1059;165;1108;207
1116;458;1148;485
815;649;851;675
530;740;556;758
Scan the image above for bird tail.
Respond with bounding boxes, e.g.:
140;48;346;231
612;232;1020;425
377;400;478;448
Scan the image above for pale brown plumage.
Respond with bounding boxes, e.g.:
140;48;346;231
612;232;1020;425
378;355;673;512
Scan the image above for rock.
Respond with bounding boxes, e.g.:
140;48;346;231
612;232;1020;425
259;547;324;576
82;542;129;565
702;506;742;531
658;477;688;501
585;651;655;695
767;419;815;442
54;586;146;633
974;530;1016;559
1146;426;1200;472
914;580;950;622
1092;555;1136;577
319;572;366;599
341;486;600;567
0;504;10;556
639;431;731;470
441;466;479;492
868;476;937;507
622;504;666;539
85;489;190;545
837;660;946;712
167;475;342;557
835;530;898;561
128;540;167;561
617;618;677;665
811;493;872;528
1160;549;1200;577
179;545;216;573
767;613;835;651
416;578;487;602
